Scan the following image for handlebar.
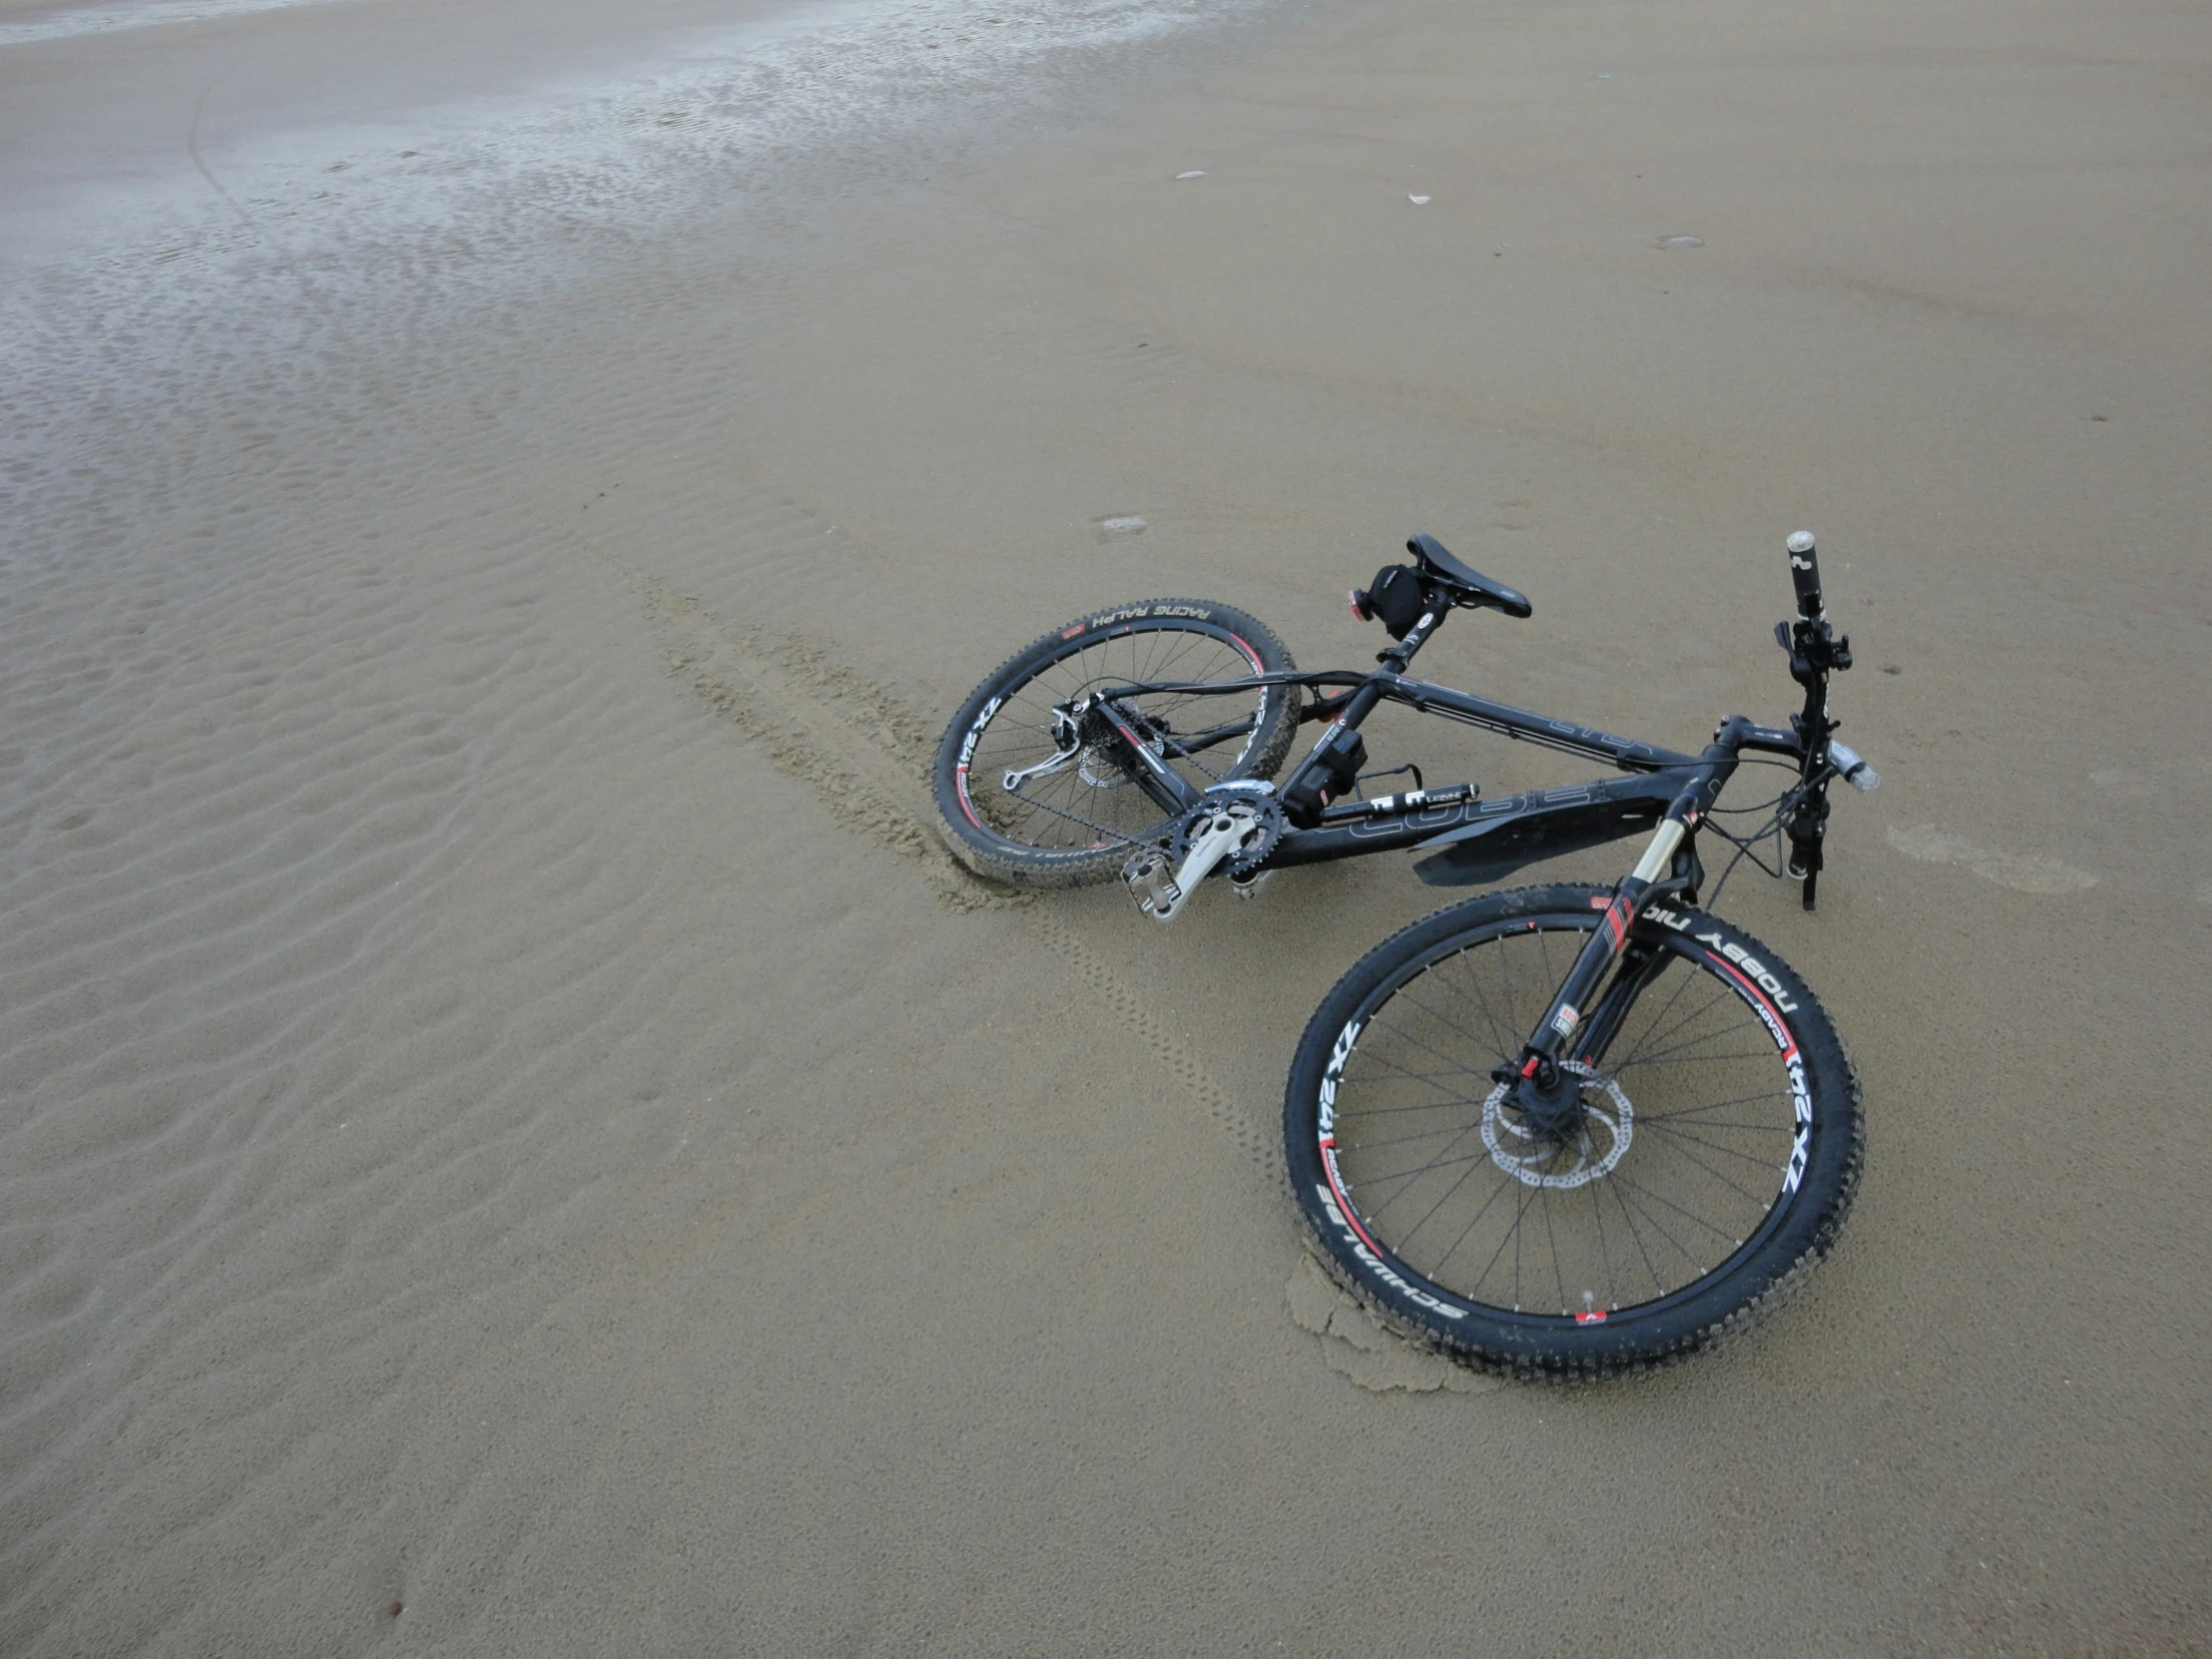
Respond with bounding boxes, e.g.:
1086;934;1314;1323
1786;529;1824;621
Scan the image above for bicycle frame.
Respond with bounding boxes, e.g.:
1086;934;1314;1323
1071;528;1868;1113
1085;610;1808;886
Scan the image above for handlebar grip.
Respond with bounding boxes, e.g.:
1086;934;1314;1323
1785;530;1824;620
1828;740;1880;792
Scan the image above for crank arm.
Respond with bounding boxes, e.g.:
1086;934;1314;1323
1123;809;1261;923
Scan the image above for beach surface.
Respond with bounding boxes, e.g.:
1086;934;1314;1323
4;0;2208;1652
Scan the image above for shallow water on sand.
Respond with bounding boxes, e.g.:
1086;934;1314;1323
0;0;1269;255
0;0;361;47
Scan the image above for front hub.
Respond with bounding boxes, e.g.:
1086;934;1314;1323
1481;1062;1635;1191
1510;1061;1588;1142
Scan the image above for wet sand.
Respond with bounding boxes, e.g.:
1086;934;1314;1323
3;0;2208;1652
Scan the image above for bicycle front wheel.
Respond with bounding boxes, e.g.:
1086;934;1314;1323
1284;883;1862;1377
932;599;1299;887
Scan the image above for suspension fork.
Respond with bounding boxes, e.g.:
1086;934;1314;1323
1493;735;1742;1114
1575;937;1675;1068
1576;822;1711;1063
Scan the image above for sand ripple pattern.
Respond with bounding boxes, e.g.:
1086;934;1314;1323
0;354;781;1635
0;2;1314;1645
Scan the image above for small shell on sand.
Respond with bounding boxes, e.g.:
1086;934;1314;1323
1099;515;1148;535
1660;235;1705;250
1174;170;1207;180
1408;195;1431;205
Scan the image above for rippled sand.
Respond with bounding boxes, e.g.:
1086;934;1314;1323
4;0;2208;1652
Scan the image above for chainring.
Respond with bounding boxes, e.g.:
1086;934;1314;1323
1167;784;1284;881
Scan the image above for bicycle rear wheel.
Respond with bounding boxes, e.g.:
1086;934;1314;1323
932;600;1298;888
1284;883;1861;1377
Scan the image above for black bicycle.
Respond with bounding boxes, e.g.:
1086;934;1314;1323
933;531;1878;1376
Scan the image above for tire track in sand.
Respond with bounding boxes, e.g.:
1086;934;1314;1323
313;277;1287;1206
614;552;1289;1182
1022;909;1280;1179
344;269;1432;1386
626;574;1022;911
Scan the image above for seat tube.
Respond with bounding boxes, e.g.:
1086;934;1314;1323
1282;605;1450;826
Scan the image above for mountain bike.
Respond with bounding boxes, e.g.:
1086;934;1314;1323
932;531;1879;1375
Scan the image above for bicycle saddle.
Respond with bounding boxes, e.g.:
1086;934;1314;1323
1406;534;1533;619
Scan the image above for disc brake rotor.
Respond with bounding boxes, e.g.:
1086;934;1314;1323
1479;1062;1634;1190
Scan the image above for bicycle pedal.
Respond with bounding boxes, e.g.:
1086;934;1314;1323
1122;851;1183;921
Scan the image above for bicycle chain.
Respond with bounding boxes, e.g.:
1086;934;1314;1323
1000;781;1166;854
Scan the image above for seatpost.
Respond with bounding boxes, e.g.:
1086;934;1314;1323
1281;589;1447;827
1378;595;1445;673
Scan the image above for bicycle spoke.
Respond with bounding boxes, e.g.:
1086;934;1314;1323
1350;1142;1500;1209
1587;1176;1617;1309
1382;1135;1499;1246
1633;1088;1789;1122
1604;949;1707;1066
1610;995;1760;1070
1541;1183;1567;1312
1607;1168;1745;1246
1390;974;1521;1068
1353;1010;1504;1100
1606;1174;1671;1303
